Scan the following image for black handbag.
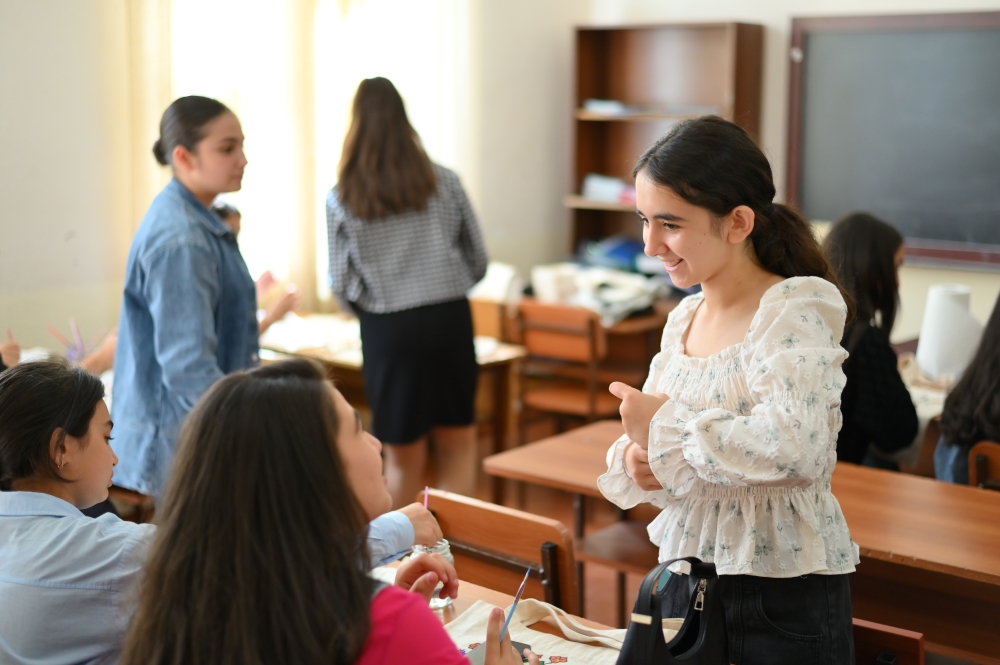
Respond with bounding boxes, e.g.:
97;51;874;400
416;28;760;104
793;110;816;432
616;556;729;665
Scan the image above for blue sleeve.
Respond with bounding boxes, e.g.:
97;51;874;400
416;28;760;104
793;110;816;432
367;511;415;567
143;240;225;409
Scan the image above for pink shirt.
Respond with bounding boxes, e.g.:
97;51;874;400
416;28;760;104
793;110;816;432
355;586;469;665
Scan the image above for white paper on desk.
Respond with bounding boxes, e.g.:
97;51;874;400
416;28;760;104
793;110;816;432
915;284;983;381
259;314;361;354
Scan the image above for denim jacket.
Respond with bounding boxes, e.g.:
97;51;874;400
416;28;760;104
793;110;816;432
111;179;258;495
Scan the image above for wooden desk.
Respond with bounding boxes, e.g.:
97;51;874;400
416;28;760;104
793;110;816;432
832;463;1000;663
484;420;1000;663
261;314;526;503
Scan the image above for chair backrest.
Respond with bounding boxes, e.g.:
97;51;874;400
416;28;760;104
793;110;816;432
423;488;579;614
516;299;606;363
469;298;507;340
969;440;1000;491
852;618;924;665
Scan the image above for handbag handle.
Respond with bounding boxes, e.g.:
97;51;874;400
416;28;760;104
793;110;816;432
630;557;718;633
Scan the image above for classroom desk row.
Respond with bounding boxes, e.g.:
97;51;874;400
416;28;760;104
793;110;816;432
484;420;1000;664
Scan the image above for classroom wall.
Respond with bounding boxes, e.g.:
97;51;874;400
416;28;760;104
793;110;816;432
465;0;589;274
0;0;132;348
580;0;1000;341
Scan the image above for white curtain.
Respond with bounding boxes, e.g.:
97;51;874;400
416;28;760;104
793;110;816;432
168;0;474;308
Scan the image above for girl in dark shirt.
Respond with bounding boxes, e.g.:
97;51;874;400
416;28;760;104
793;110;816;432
823;213;918;467
936;291;1000;483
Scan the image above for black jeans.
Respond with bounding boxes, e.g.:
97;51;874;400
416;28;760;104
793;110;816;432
661;572;854;665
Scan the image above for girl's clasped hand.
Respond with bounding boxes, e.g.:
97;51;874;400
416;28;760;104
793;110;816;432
609;381;669;491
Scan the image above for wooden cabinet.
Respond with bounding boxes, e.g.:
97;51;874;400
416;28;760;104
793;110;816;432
568;23;764;250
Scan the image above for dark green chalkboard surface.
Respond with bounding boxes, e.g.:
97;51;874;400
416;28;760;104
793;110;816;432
787;13;1000;266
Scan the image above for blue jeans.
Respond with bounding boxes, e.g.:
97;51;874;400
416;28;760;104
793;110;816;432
660;572;854;665
934;435;970;484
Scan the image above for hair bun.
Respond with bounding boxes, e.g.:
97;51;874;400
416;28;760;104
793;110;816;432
152;139;168;166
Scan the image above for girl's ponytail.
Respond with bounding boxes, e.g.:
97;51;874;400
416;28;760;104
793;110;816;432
634;116;854;322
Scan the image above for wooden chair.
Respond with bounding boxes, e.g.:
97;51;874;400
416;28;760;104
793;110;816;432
577;520;660;628
853;617;924;665
422;488;579;613
108;485;155;523
969;440;1000;491
516;300;621;435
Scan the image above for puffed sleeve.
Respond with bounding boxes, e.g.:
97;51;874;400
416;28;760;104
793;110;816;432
597;295;703;509
646;277;848;494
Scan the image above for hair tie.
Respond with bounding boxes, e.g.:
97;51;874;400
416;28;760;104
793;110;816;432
765;202;776;215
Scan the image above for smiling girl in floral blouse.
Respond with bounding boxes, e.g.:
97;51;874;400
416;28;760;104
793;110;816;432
599;116;859;664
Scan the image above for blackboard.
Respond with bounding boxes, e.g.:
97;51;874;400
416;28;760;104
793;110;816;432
787;13;1000;267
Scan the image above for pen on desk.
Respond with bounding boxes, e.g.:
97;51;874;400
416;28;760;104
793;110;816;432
423;486;429;509
499;567;531;641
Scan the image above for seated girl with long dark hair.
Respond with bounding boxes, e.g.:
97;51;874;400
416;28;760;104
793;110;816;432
121;358;536;665
822;212;918;467
936;291;1000;484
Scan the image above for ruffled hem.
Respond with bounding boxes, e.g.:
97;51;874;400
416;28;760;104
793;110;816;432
646;482;859;577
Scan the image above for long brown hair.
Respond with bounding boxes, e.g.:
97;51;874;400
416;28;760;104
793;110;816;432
634;116;854;322
940;291;1000;449
337;77;437;220
121;359;373;665
823;212;903;339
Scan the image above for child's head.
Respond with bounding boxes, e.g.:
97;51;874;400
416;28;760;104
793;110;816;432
211;202;241;235
153;96;247;197
823;213;904;336
633;116;848;306
0;361;115;508
123;358;387;665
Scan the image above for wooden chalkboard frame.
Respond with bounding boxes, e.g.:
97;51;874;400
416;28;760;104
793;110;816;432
786;12;1000;268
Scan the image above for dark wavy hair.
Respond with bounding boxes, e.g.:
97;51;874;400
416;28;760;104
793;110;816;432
823;212;903;340
337;77;437;220
121;359;373;665
634;116;854;321
939;292;1000;449
0;361;105;490
153;96;231;166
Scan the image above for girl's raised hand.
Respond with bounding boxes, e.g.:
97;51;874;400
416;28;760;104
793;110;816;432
394;552;459;603
608;382;669;449
484;607;540;665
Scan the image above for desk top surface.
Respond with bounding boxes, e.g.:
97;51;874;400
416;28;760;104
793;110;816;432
260;313;525;370
484;420;1000;584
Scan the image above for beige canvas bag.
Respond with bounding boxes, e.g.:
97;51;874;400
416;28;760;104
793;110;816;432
445;598;626;665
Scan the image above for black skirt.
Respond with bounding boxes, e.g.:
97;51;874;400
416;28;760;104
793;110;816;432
354;298;479;443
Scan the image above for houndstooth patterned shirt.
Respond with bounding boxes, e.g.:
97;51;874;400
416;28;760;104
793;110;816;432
327;164;488;315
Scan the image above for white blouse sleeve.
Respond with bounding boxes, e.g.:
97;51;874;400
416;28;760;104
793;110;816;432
597;296;702;510
646;278;848;495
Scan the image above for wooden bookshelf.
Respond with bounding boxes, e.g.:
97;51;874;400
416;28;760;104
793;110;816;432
568;23;764;251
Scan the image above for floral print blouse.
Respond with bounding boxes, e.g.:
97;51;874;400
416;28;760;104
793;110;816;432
598;276;859;577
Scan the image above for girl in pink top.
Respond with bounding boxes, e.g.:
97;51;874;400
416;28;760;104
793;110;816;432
120;358;536;665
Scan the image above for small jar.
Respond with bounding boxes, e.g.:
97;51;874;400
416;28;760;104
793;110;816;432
413;539;455;609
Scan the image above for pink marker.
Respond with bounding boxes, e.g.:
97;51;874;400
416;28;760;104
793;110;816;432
423;486;430;509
